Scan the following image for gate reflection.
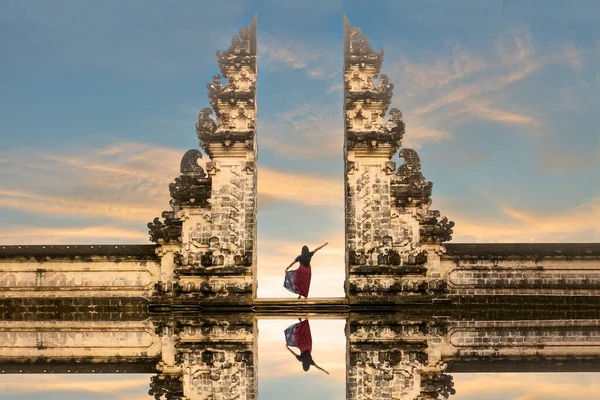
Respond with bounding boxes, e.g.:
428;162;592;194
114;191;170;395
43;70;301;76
1;308;600;399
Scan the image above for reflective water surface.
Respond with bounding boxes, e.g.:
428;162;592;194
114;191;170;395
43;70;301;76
1;311;600;399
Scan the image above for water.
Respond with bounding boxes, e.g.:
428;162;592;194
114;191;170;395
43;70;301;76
1;310;599;399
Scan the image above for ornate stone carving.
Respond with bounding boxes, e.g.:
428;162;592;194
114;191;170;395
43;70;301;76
419;210;455;243
197;16;257;156
147;202;182;244
419;371;456;400
149;18;257;301
344;17;403;155
148;374;184;400
348;317;455;400
344;15;385;70
216;17;257;75
151;316;257;399
345;16;454;300
181;348;255;399
392;148;433;208
169;150;211;208
195;108;217;140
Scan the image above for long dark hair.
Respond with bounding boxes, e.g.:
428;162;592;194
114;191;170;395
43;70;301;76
297;350;314;371
298;245;311;266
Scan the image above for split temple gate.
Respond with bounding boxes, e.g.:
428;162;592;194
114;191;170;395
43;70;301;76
0;15;599;400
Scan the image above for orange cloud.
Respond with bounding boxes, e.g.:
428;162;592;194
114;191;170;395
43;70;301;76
258;319;347;382
445;197;600;243
0;374;151;396
455;372;600;400
258;169;342;208
257;235;345;298
0;225;148;244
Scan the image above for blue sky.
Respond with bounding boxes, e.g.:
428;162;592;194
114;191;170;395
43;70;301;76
0;0;599;297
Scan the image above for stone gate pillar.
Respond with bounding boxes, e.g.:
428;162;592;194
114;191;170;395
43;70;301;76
343;16;453;303
148;17;258;304
151;315;257;400
346;314;454;400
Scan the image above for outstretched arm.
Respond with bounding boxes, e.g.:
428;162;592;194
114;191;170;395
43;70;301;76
313;242;329;253
286;345;299;357
313;362;330;375
285;260;297;272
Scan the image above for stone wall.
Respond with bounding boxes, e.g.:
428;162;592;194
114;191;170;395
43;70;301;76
348;313;600;399
347;314;452;400
0;245;160;298
0;312;258;400
152;314;257;400
0;319;161;365
442;244;600;303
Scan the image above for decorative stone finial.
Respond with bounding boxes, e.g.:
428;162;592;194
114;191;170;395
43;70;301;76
344;16;402;155
168;150;210;208
197;16;257;157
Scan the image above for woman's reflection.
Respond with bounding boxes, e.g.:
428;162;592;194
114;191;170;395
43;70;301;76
284;318;330;375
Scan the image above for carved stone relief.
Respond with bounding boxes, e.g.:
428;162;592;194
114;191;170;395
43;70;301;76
148;17;257;300
344;16;453;298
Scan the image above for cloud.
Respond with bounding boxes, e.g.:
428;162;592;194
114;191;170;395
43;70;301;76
259;169;342;207
467;103;539;126
260;104;343;159
259;34;341;81
447;197;600;242
0;141;345;244
0;225;148;244
257;235;345;298
454;372;600;400
0;142;180;224
401;117;453;149
394;32;543;117
0;374;151;397
392;46;487;96
258;319;346;382
539;148;600;175
384;31;588;147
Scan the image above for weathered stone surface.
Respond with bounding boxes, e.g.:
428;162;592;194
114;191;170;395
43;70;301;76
344;16;453;301
0;313;257;399
0;256;160;298
148;17;258;303
348;313;600;399
153;315;257;400
0;320;161;362
441;244;600;302
347;315;449;400
0;297;149;321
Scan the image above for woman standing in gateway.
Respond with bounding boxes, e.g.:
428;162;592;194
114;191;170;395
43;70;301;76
283;242;328;299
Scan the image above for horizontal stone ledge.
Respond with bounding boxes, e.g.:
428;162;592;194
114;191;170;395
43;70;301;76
451;295;600;306
0;360;159;374
445;243;600;259
0;297;150;321
446;358;600;373
175;267;252;276
0;245;159;260
350;342;428;351
5;298;600;316
349;265;427;275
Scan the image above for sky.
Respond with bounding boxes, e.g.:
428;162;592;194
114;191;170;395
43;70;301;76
0;0;599;298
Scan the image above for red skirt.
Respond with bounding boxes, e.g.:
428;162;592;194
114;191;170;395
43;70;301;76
293;264;312;297
293;320;313;353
